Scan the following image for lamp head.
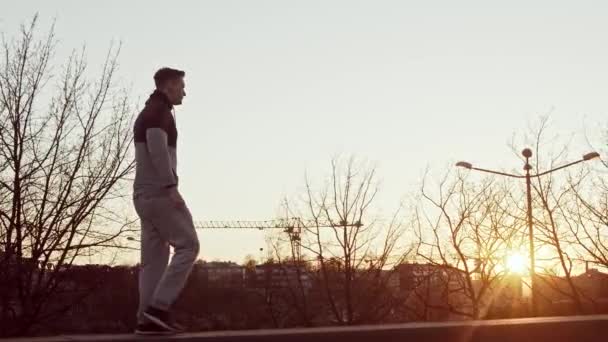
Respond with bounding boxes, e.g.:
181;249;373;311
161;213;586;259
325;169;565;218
583;152;600;161
456;161;472;169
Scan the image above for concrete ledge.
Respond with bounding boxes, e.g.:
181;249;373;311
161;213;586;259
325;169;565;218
4;315;608;342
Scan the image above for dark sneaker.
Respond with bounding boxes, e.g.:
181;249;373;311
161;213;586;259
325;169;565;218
143;306;184;332
134;322;175;336
169;321;186;333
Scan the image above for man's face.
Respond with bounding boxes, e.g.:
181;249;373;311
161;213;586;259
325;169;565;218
166;77;186;105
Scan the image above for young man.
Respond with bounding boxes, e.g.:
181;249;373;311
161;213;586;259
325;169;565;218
132;67;199;335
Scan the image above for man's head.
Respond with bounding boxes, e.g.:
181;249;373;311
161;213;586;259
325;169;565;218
154;67;186;106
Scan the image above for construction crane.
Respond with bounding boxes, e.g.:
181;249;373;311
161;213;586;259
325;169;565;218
195;217;363;236
195;217;363;260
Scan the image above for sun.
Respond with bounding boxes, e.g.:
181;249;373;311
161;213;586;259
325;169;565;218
505;252;527;274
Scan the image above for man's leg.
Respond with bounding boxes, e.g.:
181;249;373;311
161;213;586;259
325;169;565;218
137;217;170;324
148;203;199;311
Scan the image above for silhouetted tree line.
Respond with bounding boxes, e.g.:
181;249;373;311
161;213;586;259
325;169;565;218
22;260;398;335
24;257;561;336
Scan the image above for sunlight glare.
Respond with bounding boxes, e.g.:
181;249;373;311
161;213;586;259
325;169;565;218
506;252;527;274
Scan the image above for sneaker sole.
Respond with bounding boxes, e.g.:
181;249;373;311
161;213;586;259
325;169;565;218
134;330;176;336
143;312;174;332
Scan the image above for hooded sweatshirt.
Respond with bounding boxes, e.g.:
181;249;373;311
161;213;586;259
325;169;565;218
133;90;179;196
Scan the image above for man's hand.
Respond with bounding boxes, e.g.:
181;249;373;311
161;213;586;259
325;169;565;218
168;187;186;208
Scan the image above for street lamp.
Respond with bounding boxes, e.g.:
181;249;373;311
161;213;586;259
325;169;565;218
456;148;600;316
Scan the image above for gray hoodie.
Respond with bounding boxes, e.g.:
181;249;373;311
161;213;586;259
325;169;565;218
133;90;178;197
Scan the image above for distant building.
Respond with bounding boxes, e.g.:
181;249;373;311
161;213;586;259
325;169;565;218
574;268;608;299
394;263;460;320
249;263;312;291
192;261;245;288
395;262;525;320
396;263;465;294
162;260;314;291
481;274;524;315
535;268;608;313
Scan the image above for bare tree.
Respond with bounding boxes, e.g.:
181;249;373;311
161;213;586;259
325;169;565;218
565;172;608;271
0;16;134;336
519;120;589;314
414;170;526;319
556;125;608;274
534;153;608;314
273;157;412;325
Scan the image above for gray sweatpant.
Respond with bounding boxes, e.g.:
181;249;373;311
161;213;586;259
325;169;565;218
133;191;200;324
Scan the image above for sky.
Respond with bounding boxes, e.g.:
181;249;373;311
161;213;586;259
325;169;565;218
2;0;608;264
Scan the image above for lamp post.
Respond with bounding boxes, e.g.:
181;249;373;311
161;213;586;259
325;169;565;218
456;149;600;316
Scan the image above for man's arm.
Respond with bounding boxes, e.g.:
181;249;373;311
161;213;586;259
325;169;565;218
145;128;177;188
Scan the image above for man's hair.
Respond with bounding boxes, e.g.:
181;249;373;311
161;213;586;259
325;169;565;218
154;67;185;88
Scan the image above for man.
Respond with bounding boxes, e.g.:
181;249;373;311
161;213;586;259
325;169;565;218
132;67;199;335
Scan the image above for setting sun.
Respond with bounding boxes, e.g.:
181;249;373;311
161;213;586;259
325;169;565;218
506;252;527;274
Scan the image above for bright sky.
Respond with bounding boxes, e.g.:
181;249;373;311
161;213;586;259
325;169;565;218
2;1;608;265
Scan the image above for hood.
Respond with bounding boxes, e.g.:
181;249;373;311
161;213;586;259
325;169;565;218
145;90;173;109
